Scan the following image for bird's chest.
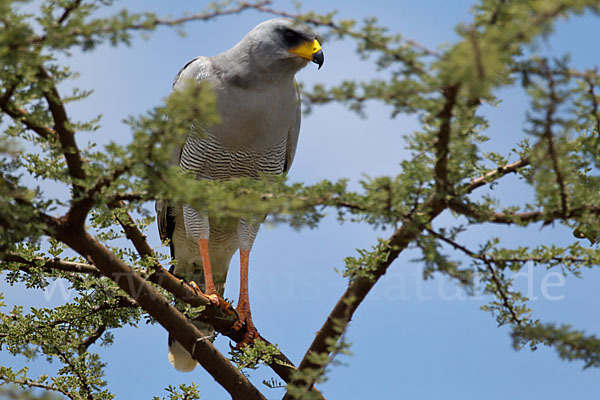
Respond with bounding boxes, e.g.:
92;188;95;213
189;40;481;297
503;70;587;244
212;82;297;150
179;83;295;179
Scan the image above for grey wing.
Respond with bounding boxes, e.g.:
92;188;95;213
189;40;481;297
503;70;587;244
156;56;213;255
155;200;174;253
283;81;302;174
172;56;212;89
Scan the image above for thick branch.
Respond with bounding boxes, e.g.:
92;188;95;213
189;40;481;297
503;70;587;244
51;223;266;400
37;66;90;227
4;242;306;393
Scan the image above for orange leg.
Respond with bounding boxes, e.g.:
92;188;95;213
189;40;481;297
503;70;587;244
198;238;218;304
233;249;258;347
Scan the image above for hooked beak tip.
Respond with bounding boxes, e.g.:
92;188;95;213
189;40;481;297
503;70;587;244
312;50;324;70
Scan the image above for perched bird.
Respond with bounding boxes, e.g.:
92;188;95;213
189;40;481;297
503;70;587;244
156;18;324;372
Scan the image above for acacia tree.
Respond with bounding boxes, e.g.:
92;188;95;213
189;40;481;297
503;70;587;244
2;0;600;399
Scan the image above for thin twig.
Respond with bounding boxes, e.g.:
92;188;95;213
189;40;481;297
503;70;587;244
30;0;273;44
129;0;272;29
53;346;95;400
434;84;459;195
540;61;568;216
56;0;82;25
2;252;102;276
449;201;600;225
78;324;107;354
0;378;75;399
465;157;530;193
426;228;523;326
38;66;87;201
484;260;523;326
252;4;433;75
583;71;600;135
0;88;55;139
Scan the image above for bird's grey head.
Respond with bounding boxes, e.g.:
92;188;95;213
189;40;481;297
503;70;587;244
229;18;324;77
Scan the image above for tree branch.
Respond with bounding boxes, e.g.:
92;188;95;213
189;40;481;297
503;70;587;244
4;240;309;395
78;324;107;354
434;84;459;195
1;252;102;276
583;71;600;135
53;346;95;400
449;201;600;225
56;0;83;26
284;85;461;398
50;221;266;400
284;192;448;399
426;228;526;325
540;61;569;216
33;0;84;44
464;157;530;193
129;0;272;29
38;66;86;187
0;377;75;400
484;259;524;326
0;84;56;140
109;205;317;396
29;0;273;45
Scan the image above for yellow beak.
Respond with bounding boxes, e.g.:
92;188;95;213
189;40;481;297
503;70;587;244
289;39;324;69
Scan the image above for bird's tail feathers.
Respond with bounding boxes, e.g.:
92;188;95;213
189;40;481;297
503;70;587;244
168;320;215;372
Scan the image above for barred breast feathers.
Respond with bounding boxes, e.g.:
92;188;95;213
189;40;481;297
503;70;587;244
179;131;287;180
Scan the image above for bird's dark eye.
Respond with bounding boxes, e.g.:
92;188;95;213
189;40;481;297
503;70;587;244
282;29;303;46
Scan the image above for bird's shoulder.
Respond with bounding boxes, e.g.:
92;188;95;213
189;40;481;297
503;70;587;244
172;56;213;89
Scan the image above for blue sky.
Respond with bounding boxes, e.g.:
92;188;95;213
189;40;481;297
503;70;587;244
2;1;600;399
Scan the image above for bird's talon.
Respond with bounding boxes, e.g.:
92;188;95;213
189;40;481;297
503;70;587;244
206;294;219;305
188;281;202;296
230;305;239;319
234;327;259;350
216;297;234;314
232;319;244;332
187;282;229;309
